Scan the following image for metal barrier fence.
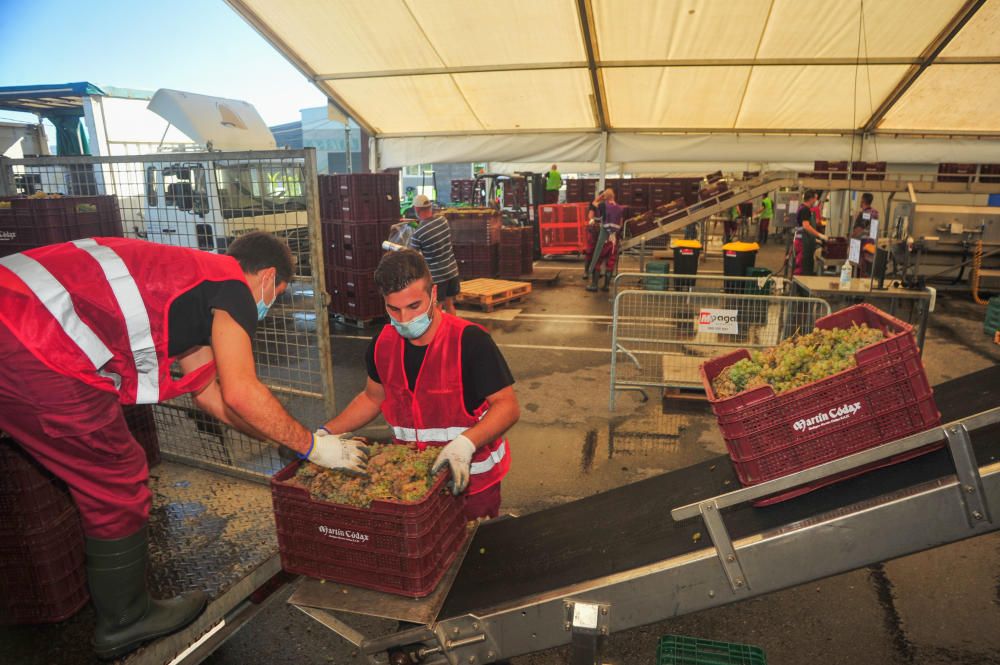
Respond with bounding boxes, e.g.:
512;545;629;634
1;149;334;480
611;271;792;301
609;284;830;410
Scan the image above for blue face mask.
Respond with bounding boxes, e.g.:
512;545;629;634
257;273;277;321
390;299;435;340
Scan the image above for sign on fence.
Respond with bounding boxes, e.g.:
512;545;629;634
698;309;739;335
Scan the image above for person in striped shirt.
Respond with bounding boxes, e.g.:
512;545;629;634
410;194;461;315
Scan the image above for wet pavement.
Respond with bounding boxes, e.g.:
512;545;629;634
204;246;1000;665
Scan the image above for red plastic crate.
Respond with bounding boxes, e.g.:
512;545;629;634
700;304;942;503
323;220;395;271
279;515;469;597
821;236;849;260
0;507;89;625
0;196;123;258
271;457;469;597
453;242;498;279
0;436;76;531
337;174;400;221
327;268;385;321
937;163;978;183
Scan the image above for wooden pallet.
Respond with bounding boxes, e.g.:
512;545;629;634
456;278;532;312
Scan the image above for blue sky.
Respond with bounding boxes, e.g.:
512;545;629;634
0;0;326;126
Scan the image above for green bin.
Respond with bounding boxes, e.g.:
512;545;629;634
986;296;1000;338
645;260;669;291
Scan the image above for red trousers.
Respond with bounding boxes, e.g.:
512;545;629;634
0;324;149;539
593;238;619;273
464;482;501;520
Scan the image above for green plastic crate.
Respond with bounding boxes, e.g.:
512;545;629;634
656;635;767;665
986;296;1000;337
645;260;670;291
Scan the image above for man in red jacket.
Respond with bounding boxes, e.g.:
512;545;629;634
0;232;367;659
321;250;520;520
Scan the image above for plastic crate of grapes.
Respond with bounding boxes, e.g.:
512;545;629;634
270;452;470;597
700;304;942;504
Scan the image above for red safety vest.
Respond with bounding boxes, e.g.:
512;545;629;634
0;237;249;405
374;312;510;495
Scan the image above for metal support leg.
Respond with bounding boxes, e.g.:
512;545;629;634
564;601;610;665
944;424;992;529
699;500;750;594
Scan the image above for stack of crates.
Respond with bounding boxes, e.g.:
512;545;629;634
499;227;530;278
0;195;123;258
320;174;400;323
449;179;475;204
521;225;535;275
0;435;89;625
644;260;669;291
445;209;501;279
937;163;978;183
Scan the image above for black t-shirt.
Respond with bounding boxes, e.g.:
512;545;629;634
167;280;258;357
796;205;814;227
365;325;515;414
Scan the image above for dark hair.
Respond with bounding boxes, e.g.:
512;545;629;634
226;231;294;284
862;192;874;205
374;249;431;296
804;189;818;201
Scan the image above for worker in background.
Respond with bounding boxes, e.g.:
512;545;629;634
793;190;827;275
755;192;774;244
408;194;461;315
852;193;880;277
320;250;519;520
0;233;367;659
544;163;562;203
738;201;754;240
587;188;624;292
583;194;602;281
852;192;879;236
724;205;739;244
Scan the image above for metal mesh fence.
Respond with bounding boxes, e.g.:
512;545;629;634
1;150;333;480
610;276;830;409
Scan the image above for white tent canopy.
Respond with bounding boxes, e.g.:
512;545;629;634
226;0;1000;168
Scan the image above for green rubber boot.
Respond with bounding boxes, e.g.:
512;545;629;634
87;526;207;660
586;269;599;292
601;272;611;291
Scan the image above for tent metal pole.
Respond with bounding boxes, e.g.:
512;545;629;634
862;0;987;132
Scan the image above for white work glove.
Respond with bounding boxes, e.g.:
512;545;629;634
302;429;369;474
818;233;829;243
431;434;476;496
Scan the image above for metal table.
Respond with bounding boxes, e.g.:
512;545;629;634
791;275;934;351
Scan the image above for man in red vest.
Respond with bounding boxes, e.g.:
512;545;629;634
320;250;520;520
0;232;367;659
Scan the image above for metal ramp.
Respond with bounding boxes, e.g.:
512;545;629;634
621;169;1000;251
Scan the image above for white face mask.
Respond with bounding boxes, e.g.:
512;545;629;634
390;297;435;339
